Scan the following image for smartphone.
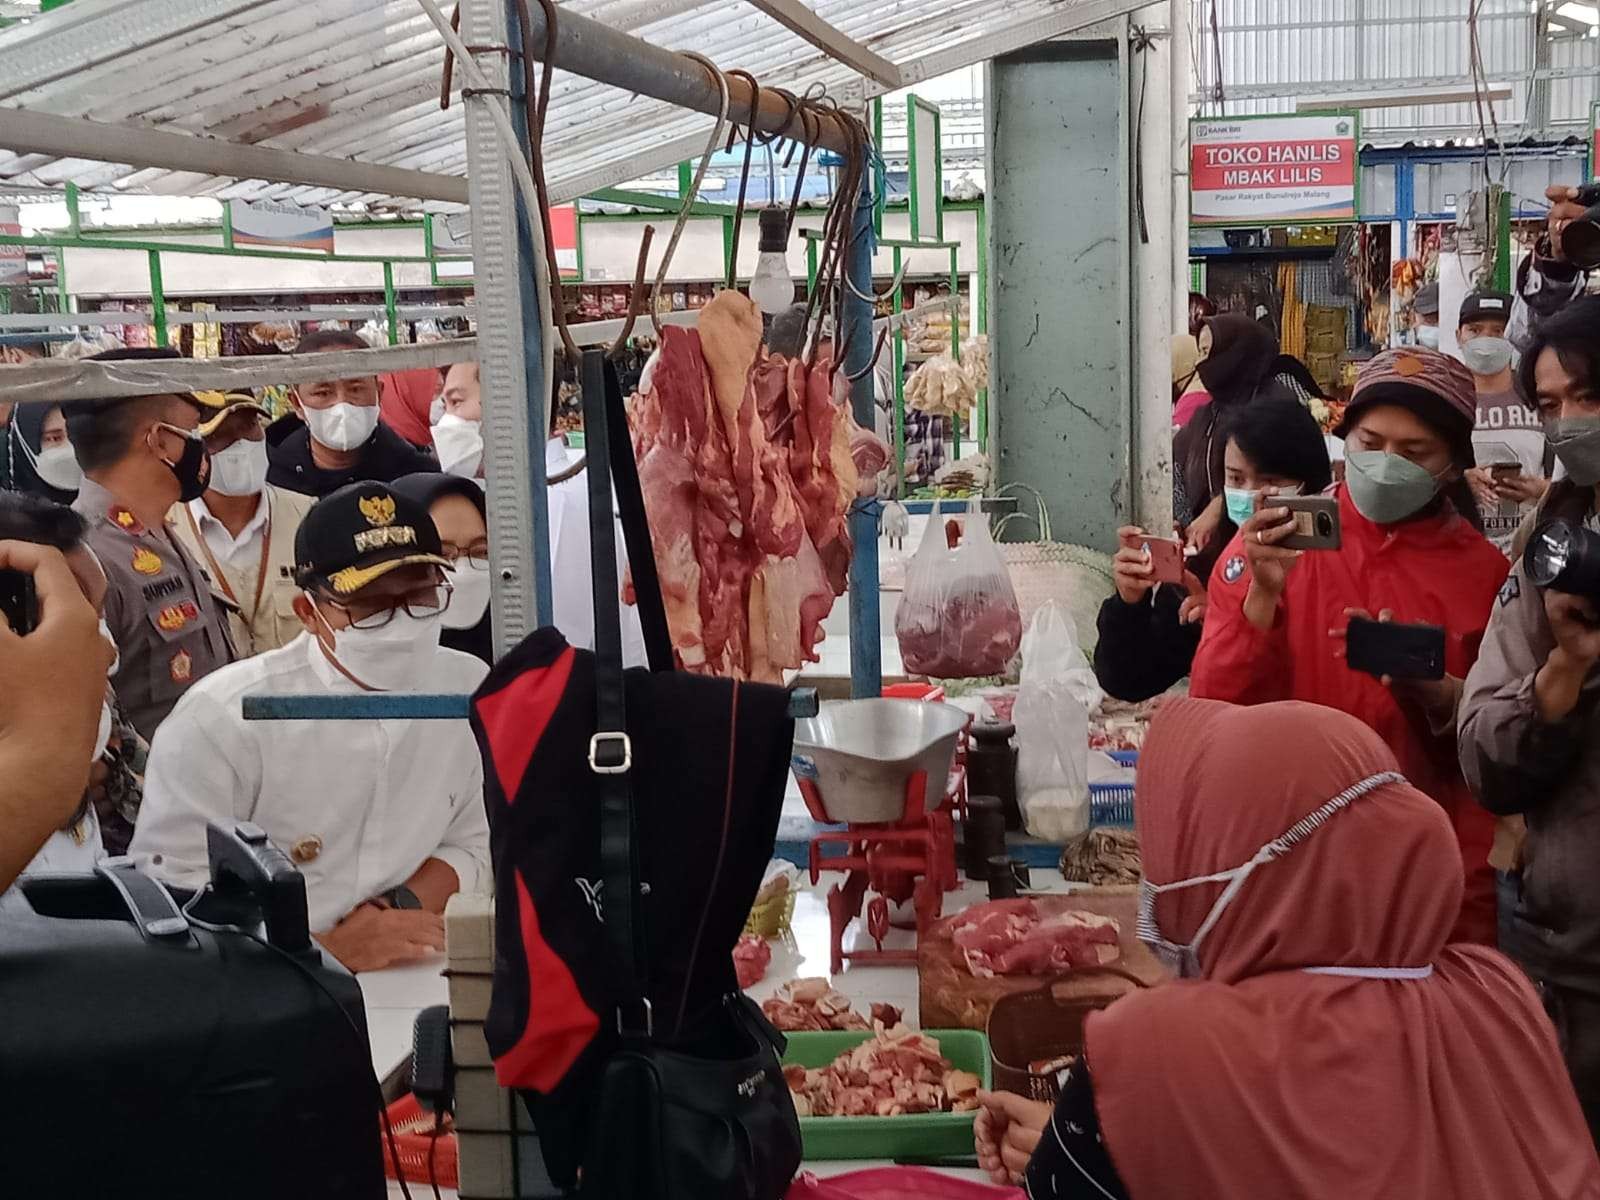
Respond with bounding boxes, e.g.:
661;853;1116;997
1346;617;1446;681
0;569;36;635
1489;462;1522;482
1120;531;1185;585
1276;496;1342;551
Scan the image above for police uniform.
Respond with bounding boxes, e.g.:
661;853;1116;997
75;476;235;742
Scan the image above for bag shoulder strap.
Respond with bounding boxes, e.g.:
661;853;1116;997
579;348;654;1038
600;358;674;673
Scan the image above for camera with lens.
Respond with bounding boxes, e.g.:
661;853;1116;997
1559;183;1600;272
1524;520;1600;600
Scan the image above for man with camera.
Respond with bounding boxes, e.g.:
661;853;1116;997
1510;184;1595;351
1460;295;1600;1143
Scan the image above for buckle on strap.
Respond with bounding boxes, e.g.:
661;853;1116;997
589;731;632;774
617;996;653;1038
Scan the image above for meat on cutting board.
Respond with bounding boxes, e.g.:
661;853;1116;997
949;898;1121;978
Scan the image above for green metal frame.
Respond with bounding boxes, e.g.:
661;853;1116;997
906;94;945;243
1188;110;1363;228
802;217;979;495
2;225;471;344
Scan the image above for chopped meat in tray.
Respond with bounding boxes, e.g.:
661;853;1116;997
785;1025;982;1119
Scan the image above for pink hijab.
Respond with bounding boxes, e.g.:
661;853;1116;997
1087;698;1600;1200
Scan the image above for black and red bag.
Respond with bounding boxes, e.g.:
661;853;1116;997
469;349;802;1199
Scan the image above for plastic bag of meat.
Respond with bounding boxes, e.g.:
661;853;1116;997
1014;602;1096;841
894;501;1023;678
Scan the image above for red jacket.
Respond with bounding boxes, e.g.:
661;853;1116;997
1190;485;1509;943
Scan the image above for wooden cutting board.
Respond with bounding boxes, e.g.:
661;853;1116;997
917;890;1171;1031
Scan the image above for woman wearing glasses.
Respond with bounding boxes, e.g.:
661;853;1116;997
393;473;495;665
130;482;490;973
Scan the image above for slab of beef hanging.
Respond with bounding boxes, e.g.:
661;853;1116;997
627;290;883;681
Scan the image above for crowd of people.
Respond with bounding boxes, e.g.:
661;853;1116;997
0;333;604;974
5;184;1600;1195
1072;186;1600;1191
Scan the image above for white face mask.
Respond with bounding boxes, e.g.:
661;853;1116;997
301;402;379;452
1415;324;1441;350
33;444;82;492
208;438;269;497
1138;771;1404;978
310;597;444;692
433;413;484;479
442;560;492;630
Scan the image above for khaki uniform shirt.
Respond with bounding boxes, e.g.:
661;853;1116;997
74;477;235;743
168;486;314;658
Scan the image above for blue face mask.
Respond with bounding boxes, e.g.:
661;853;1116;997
1224;485;1302;528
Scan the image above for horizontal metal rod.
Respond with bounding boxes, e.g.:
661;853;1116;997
0;107;470;204
0;305;473;330
242;687;822;720
511;3;859;155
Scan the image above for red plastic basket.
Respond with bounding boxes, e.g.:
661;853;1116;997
380;1093;459;1191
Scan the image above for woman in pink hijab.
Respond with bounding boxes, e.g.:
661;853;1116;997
975;697;1600;1198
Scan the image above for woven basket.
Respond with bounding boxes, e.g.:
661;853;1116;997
994;485;1115;655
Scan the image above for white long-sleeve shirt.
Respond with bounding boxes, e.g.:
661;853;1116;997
131;633;490;932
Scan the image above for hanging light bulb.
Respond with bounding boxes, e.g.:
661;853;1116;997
748;206;795;315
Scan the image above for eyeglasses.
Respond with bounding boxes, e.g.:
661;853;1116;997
325;580;454;630
441;542;491;569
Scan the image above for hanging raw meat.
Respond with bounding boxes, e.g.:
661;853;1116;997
628;290;878;681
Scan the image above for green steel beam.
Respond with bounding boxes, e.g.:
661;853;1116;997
587;187;735;217
976;199;988;450
893;244;905;499
147;251;167;348
0;232;458;267
382;262;399;346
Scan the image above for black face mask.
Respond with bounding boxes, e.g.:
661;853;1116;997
150;424;212;502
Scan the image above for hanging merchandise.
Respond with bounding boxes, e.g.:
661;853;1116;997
894;500;1023;678
1013;601;1101;842
628;290;886;681
905;354;977;419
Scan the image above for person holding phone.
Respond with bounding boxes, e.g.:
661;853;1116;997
0;538;117;893
1459;296;1600;1141
1191;348;1507;944
1095;398;1330;701
1456;290;1550;555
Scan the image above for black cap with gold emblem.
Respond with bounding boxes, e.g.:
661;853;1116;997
292;481;451;595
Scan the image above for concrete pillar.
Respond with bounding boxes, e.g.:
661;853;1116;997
987;38;1132;549
1170;0;1192;330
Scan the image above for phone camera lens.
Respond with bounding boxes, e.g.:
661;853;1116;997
1316;513;1333;536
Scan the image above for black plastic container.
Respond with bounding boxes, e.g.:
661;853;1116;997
963;794;1007;880
969;720;1021;831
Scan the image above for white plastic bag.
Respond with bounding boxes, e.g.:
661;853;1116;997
894;501;1023;678
1015;601;1102;841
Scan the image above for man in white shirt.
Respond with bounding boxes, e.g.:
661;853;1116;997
170;390;315;656
132;482;490;972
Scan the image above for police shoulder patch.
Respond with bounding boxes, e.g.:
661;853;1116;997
1498;575;1521;608
1222;555;1247;584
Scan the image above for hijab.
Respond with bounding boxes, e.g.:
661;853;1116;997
1170;333;1200;399
9;403;77;504
1195;313;1278;405
1174;315;1282;538
389;471;493;665
1086;698;1600;1200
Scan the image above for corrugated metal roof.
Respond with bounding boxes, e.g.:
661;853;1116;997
1193;0;1599;142
0;0;1110;211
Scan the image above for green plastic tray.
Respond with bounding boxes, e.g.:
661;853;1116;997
781;1029;991;1161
